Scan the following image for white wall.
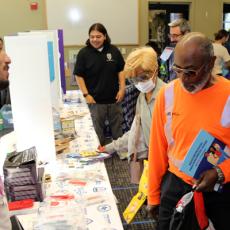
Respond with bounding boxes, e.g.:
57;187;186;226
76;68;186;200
46;0;139;45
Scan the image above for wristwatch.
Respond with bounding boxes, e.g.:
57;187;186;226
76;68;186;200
83;93;89;97
214;166;225;184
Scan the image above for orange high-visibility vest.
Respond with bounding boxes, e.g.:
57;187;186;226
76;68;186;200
148;77;230;205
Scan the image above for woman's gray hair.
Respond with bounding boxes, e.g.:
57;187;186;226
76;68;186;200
168;18;191;34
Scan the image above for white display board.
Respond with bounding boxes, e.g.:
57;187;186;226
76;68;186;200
45;0;139;45
19;30;63;111
4;35;56;163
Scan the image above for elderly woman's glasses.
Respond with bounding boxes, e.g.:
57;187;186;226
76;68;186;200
127;69;157;85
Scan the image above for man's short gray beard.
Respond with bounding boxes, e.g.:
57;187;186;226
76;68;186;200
180;73;211;94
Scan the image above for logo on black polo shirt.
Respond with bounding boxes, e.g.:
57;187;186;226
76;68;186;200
106;53;114;62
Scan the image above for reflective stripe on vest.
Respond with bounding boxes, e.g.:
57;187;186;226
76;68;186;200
164;82;183;168
221;95;230;128
221;95;230;154
164;82;174;147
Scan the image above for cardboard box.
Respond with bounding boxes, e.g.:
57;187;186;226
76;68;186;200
61;118;75;135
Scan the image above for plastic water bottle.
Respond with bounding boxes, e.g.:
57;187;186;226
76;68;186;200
52;107;62;133
0;112;3;130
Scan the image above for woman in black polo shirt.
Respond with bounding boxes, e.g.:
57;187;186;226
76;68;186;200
74;23;125;145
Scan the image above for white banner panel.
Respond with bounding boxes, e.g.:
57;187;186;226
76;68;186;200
5;34;56;163
19;30;63;112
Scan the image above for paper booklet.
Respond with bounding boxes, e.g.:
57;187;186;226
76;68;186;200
180;129;230;180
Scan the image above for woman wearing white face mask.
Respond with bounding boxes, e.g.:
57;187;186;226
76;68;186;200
99;47;166;184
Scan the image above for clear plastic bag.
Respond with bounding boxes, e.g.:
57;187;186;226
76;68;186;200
34;199;85;230
34;175;86;230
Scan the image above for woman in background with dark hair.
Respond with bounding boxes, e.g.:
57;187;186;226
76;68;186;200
212;29;230;77
74;23;125;145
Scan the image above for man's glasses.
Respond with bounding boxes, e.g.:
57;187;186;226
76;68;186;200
172;63;205;78
168;33;182;39
127;69;157;85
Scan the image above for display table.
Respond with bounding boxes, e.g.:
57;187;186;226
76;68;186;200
16;161;123;229
9;90;124;229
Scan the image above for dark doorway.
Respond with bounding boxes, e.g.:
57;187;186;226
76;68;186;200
223;4;230;30
148;3;190;51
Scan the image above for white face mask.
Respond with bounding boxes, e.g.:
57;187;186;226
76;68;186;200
135;79;156;93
